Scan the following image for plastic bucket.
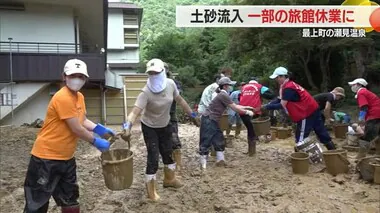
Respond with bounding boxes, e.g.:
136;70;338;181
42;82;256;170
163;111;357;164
322;149;350;176
277;128;290;139
290;152;309;174
369;163;380;184
356;156;380;182
100;148;134;191
333;124;349;139
252;116;271;136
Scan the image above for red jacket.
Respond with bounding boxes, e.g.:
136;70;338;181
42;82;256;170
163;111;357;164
240;82;263;114
356;88;380;121
282;80;319;122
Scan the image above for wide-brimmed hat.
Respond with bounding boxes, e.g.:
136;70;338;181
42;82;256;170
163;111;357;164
332;87;345;97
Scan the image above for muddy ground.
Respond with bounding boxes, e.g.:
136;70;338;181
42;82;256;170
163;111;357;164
0;125;379;213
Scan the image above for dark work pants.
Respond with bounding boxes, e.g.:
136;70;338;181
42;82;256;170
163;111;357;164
170;120;181;150
24;156;79;213
141;122;175;174
240;114;259;141
361;118;380;143
199;116;224;155
295;110;332;145
320;110;326;124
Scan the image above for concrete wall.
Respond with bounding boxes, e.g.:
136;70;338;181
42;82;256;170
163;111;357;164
0;4;76;53
0;85;51;126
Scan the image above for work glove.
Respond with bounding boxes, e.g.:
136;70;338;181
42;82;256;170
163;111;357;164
93;123;116;139
189;112;201;127
93;137;110;152
245;110;254;117
121;122;132;142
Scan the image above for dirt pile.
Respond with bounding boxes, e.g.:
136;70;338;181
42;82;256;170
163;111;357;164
0;125;379;212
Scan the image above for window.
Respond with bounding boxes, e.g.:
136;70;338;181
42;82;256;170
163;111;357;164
124;29;138;44
123;14;138;25
0;93;16;106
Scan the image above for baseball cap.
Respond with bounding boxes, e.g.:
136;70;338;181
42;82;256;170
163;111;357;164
269;67;288;79
63;59;89;77
218;77;236;86
348;78;368;86
146;58;165;73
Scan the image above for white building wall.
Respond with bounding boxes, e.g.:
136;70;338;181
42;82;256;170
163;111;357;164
107;50;139;64
0;3;76;53
0;86;51;126
0;83;50;120
107;9;124;50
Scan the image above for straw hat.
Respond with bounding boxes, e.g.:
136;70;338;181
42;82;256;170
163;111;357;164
332;87;345;97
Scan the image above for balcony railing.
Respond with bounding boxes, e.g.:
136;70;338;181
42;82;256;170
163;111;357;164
0;41;100;54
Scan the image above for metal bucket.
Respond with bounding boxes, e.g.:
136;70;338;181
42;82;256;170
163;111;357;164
296;137;323;164
322;149;350;176
100;147;134;191
252;116;271;136
333;124;349;139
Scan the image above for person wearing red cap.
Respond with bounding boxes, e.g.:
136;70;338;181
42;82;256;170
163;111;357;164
264;67;336;150
348;78;380;158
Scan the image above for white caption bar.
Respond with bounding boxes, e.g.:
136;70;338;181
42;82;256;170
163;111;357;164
176;5;379;28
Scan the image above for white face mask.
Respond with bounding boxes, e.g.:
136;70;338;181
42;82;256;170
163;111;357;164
147;71;167;93
66;78;85;92
351;85;360;93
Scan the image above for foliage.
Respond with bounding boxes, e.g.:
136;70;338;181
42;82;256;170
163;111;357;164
127;0;380;110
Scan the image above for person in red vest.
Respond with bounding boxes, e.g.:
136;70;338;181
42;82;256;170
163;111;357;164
264;67;336;150
348;78;380;158
239;77;276;156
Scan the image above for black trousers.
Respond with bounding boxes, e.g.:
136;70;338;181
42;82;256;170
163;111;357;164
361;118;380;143
240;114;259;141
141;122;175;174
170;120;181;150
24;156;79;213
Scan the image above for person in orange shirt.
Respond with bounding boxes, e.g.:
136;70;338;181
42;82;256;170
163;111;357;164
23;59;115;213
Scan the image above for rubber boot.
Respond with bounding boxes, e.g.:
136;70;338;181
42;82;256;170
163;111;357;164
172;149;182;171
61;205;80;213
226;125;231;136
163;164;183;188
215;151;226;167
372;136;380;155
356;140;370;159
200;155;207;170
324;141;336;150
235;124;242;138
248;139;256;156
146;174;160;201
